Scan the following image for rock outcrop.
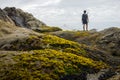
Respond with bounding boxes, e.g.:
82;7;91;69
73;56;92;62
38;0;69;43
100;27;120;36
98;28;120;56
0;8;14;24
4;7;46;29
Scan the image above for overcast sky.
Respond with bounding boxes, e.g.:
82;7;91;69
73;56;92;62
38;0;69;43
0;0;120;30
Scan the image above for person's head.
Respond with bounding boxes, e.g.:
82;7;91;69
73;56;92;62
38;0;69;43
84;10;86;13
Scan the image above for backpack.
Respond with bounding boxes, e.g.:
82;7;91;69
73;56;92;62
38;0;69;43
82;14;88;21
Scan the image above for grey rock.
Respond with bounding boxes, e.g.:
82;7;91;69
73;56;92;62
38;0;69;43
0;8;14;24
4;7;46;29
98;30;120;56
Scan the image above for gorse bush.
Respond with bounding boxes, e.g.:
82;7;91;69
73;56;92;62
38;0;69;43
4;34;81;51
42;35;80;49
0;49;108;80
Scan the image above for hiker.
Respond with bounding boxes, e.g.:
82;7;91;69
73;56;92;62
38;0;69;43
82;10;89;31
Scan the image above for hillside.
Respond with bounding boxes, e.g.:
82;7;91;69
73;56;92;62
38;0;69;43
0;7;120;80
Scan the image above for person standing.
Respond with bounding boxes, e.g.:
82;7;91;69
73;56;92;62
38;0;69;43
82;10;89;31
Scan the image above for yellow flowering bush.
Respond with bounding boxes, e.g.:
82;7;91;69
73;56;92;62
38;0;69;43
73;31;90;38
1;49;108;80
8;34;82;51
42;35;80;49
63;48;87;55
